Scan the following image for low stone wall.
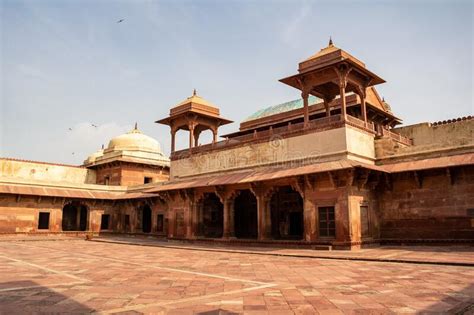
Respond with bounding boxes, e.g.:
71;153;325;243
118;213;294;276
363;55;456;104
0;158;96;184
379;166;474;241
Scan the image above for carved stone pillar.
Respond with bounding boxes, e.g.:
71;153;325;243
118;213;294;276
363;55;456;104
189;124;195;148
223;199;230;238
339;81;347;122
251;184;272;241
191;200;199;238
171;129;176;153
293;176;317;242
360;88;367;127
212;128;218;144
303;196;317;242
323;99;330;117
185;190;194;239
337;65;351;122
257;195;271;240
215;187;236;239
194;130;200;147
223;198;235;238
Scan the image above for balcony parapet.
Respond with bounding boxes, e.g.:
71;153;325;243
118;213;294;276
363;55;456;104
171;114;378;160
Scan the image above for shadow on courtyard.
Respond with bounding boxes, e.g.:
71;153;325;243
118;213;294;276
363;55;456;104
0;281;94;313
422;283;474;314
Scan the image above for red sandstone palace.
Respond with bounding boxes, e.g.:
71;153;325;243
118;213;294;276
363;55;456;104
1;41;473;249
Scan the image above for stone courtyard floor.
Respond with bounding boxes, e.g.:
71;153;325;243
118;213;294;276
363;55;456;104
0;238;473;314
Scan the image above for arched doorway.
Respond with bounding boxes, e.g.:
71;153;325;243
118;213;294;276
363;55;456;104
234;190;258;239
200;193;223;238
138;204;152;233
62;202;88;231
270;186;304;240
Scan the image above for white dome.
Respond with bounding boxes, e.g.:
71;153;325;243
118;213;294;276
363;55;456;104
83;125;169;167
107;128;162;154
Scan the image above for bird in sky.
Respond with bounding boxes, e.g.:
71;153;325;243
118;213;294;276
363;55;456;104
68;128;72;131
91;124;98;128
117;19;124;23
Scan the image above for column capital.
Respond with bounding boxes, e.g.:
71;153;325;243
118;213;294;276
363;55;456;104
335;64;352;88
250;182;274;201
215;186;238;204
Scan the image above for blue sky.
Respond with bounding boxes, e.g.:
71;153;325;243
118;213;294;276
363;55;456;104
1;0;473;164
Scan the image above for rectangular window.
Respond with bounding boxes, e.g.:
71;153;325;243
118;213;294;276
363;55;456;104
319;206;335;237
38;212;50;230
144;177;153;184
100;214;110;230
360;205;370;238
157;214;164;232
104;176;110;185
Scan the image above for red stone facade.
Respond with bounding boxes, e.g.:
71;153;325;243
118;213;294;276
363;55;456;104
0;43;472;250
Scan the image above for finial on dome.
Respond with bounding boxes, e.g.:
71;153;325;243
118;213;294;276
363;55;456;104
382;97;385;102
329;36;333;46
193;88;197;96
134;122;138;130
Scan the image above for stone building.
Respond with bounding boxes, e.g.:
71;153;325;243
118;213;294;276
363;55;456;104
1;41;473;249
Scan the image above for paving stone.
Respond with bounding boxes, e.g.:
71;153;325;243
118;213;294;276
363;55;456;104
0;240;473;314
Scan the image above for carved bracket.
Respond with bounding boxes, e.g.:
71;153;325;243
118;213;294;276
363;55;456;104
335;63;353;88
305;174;317;191
357;169;370;190
215;186;239;204
347;169;356;188
291;176;306;198
250;182;274;201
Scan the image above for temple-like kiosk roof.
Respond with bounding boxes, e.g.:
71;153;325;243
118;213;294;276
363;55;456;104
156;90;233;126
280;40;385;95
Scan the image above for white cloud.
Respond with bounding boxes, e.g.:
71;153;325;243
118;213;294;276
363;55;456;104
281;3;312;47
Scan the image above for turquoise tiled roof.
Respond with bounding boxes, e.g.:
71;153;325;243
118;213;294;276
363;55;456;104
244;95;320;122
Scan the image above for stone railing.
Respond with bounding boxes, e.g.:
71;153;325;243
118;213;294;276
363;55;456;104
346;115;375;132
380;127;413;146
171;114;376;159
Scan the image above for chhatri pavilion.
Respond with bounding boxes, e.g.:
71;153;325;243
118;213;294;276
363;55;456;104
1;40;473;249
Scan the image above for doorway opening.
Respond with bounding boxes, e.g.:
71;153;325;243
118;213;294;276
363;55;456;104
62;202;88;231
269;186;304;240
234;190;258;239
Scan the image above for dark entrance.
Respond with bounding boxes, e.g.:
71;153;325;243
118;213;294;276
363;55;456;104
289;212;303;236
100;214;110;230
270;186;304;240
234;190;258;239
141;205;152;233
38;212;50;230
62;202;88;231
200;193;223;238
